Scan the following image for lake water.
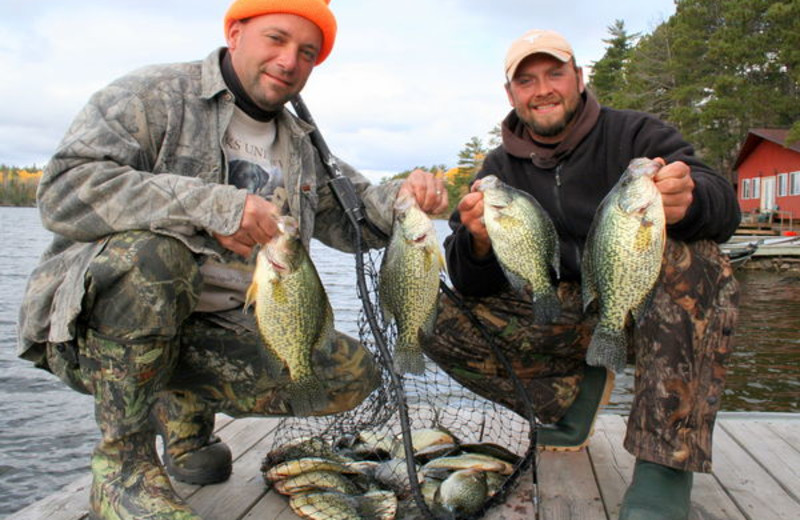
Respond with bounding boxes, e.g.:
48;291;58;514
1;206;798;516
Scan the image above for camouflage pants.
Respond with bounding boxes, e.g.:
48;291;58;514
46;231;379;420
424;239;739;472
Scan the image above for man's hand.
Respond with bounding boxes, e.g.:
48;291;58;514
397;168;449;215
214;194;280;257
458;182;492;258
654;158;695;224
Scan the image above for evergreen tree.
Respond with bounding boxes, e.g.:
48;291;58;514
589;20;638;107
457;136;488;178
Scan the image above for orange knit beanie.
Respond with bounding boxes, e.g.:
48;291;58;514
224;0;337;64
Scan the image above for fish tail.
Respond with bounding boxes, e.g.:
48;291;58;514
586;326;627;373
358;490;397;520
393;344;426;375
532;291;561;325
287;378;327;417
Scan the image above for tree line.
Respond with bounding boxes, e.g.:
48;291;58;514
0;166;41;206
589;0;799;180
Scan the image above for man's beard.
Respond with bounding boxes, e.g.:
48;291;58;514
528;103;578;138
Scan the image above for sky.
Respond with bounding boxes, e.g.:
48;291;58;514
0;0;677;182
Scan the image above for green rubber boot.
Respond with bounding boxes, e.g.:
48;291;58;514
618;460;693;520
152;390;232;485
537;365;614;451
83;330;202;520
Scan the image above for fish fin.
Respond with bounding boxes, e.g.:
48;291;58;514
437;248;448;276
244;280;258;310
288;378;327;417
421;304;440;339
632;287;658;323
586;326;627;373
501;266;528;295
358;490;398;520
532;290;561;325
551;248;561;281
580;254;597;312
394;345;426;375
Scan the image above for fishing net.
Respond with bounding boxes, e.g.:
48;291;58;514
260;98;539;520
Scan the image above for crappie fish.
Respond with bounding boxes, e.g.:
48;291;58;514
289;489;398;520
245;216;333;416
263;436;352;471
421;452;513;476
582;158;666;372
379;192;445;375
435;468;489;517
273;470;363;496
264;456;358;482
478;175;561;325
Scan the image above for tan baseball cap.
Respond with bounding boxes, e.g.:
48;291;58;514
504;29;574;81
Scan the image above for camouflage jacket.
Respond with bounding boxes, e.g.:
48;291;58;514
17;48;399;365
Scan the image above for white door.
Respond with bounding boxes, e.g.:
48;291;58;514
761;176;776;211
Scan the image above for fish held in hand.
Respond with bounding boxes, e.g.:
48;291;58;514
478;175;561;325
582;158;666;373
245;216;333;416
379;192;445;375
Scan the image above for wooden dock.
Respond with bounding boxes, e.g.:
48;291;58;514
7;413;800;520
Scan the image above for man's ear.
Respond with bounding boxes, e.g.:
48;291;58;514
505;82;515;107
226;20;243;50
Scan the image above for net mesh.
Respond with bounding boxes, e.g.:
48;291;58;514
260;240;537;519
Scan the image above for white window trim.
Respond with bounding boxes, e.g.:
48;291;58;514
778;173;788;197
791;171;800;196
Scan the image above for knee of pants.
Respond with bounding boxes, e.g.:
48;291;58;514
310;332;382;415
84;231;202;341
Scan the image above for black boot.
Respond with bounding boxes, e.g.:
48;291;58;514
152;390;232;485
537;365;614;451
619;459;693;520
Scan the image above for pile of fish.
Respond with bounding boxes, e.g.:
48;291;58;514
261;427;522;519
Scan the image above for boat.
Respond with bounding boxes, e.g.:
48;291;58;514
721;235;800;269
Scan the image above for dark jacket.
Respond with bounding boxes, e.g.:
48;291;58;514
446;92;740;296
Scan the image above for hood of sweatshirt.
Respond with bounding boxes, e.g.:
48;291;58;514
501;90;601;169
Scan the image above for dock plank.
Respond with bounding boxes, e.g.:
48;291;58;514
4;473;91;520
720;418;800;503
8;413;800;520
538;450;606;519
588;414;634;518
711;424;800;519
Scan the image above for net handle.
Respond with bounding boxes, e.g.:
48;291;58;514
290;95;436;519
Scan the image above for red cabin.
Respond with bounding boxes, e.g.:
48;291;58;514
733;128;800;229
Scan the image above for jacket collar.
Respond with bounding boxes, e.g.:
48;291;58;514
199;47;316;139
501;90;601;169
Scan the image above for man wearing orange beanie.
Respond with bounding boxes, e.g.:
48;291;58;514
18;1;448;519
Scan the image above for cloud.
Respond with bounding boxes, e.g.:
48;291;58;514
0;0;676;171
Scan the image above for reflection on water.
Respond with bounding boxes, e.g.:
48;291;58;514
724;270;800;412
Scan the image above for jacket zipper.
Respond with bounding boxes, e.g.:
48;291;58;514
547;162;582;277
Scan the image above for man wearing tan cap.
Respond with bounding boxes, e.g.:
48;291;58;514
425;29;740;520
17;1;447;518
